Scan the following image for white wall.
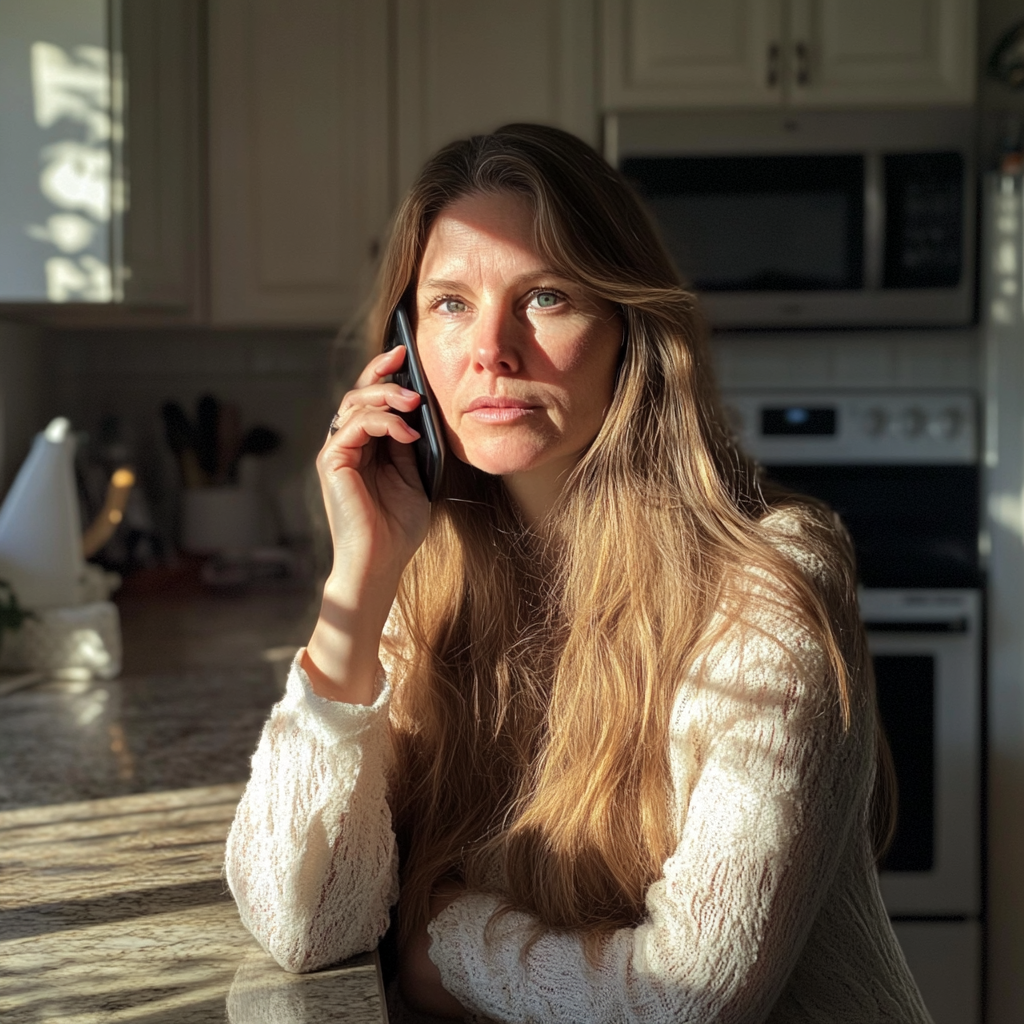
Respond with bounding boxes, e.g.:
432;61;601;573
0;319;45;494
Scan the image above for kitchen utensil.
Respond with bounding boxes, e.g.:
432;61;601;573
215;402;242;485
195;394;220;480
161;402;205;488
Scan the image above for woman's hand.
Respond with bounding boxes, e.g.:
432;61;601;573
304;346;432;705
318;345;430;584
398;885;467;1019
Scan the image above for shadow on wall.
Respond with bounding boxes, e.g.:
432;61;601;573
0;320;46;496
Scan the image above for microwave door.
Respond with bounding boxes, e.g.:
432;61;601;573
622;154;866;296
621;148;973;329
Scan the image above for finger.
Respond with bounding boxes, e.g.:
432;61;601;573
326;387;421;449
339;382;421;416
326;409;420;456
352;346;407;390
326;383;421;449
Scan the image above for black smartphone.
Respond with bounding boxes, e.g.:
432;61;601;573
385;304;446;501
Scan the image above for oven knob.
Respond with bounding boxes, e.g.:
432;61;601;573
863;406;889;437
929;406;964;440
899;406;927;438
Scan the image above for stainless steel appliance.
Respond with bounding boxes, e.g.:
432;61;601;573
608;110;976;330
724;388;982;1024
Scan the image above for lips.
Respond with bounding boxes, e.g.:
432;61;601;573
464;395;539;424
465;396;536;412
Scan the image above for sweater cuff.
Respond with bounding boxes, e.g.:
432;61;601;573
279;648;391;742
427;892;532;1022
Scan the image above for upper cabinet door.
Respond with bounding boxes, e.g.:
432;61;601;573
208;0;389;327
601;0;784;109
396;0;596;194
120;0;203;312
786;0;976;106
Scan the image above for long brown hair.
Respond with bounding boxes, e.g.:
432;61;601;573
368;124;896;955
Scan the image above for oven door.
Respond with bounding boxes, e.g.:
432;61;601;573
861;589;981;917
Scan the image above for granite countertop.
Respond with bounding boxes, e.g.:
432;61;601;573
0;588;390;1023
0;589;315;809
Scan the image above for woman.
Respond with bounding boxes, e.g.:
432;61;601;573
226;123;929;1022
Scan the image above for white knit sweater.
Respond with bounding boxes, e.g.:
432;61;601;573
225;518;932;1023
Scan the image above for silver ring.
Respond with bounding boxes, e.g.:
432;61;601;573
328;413;340;436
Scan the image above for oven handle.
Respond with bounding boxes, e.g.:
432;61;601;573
863;618;969;634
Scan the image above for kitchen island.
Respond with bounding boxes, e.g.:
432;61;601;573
0;586;390;1023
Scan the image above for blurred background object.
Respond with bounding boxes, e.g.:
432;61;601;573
989;20;1024;88
75;414;162;575
0;416;121;679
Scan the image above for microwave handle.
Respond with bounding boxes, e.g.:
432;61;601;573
864;152;885;291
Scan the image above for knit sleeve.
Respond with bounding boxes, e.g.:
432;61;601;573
426;575;871;1023
225;651;399;973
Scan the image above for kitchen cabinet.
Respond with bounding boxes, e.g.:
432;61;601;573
601;0;783;109
208;0;597;327
787;0;977;107
119;0;203;312
207;0;390;327
602;0;977;109
0;0;202;323
395;0;597;194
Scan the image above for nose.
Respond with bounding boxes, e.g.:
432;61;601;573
471;304;523;375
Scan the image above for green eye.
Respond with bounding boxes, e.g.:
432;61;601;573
442;298;467;313
534;291;560;308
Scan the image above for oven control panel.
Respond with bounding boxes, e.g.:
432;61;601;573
721;390;977;464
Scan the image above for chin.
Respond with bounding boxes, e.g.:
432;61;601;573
453;438;551;478
461;454;538;477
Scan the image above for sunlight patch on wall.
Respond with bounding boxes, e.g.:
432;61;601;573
26;41;114;301
989;177;1021;327
0;1;119;302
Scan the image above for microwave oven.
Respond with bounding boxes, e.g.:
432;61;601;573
607;109;976;330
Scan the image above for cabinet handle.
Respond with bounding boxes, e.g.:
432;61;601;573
794;41;810;86
767;42;780;87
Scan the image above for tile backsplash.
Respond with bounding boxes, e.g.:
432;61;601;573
712;329;980;391
46;328;366;549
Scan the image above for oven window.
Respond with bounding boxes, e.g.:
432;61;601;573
621;155;864;292
874;654;935;872
762;464;981;589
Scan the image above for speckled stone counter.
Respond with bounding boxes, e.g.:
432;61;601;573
0;783;387;1023
0;590;388;1022
0;590;315;810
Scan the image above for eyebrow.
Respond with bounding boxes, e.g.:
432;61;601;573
418;271;572;292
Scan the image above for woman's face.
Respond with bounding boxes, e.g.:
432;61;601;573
414;191;622;483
